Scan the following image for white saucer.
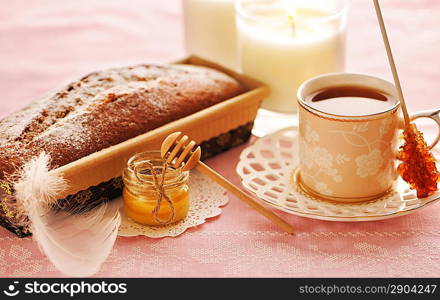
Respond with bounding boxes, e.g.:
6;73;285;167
236;127;440;221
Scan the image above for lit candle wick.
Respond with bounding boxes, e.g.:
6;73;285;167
288;13;296;36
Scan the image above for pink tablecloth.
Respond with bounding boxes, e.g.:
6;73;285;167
1;0;440;277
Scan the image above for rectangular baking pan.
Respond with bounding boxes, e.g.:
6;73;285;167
51;55;269;199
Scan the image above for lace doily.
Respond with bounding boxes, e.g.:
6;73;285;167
236;127;440;221
117;170;228;237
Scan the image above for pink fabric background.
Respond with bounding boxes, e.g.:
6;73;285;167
1;0;440;277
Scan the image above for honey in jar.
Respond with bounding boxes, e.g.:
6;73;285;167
123;151;190;226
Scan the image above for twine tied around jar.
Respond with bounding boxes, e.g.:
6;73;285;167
133;161;175;225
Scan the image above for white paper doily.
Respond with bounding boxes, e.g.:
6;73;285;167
117;170;228;237
236;126;440;221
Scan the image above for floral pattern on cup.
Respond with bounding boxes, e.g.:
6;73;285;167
314;182;333;195
375;162;396;191
355;148;383;178
305;123;320;143
298;111;397;199
300;122;351;197
379;117;393;137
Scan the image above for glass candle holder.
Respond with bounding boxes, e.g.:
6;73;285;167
122;151;190;226
236;0;348;135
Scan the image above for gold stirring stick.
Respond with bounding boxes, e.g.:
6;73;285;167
161;132;295;235
373;0;410;125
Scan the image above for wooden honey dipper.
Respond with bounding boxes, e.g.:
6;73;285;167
161;132;295;234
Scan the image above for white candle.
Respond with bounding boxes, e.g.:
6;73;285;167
183;0;238;70
237;0;347;113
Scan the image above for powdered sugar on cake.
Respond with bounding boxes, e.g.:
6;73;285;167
0;63;244;233
0;63;244;176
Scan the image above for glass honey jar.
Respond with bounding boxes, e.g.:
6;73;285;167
122;151;190;226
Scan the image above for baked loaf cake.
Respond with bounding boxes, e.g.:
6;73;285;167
0;64;247;236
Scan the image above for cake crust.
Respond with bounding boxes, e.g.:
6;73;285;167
0;64;244;179
0;63;245;235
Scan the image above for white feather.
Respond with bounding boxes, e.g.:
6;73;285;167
14;153;121;277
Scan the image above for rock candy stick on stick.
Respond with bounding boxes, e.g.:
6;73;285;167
374;0;439;197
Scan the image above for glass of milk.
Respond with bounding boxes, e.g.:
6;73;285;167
183;0;238;70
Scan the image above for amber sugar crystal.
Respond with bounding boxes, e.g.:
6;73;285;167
397;123;439;198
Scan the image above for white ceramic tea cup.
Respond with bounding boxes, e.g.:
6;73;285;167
296;73;440;202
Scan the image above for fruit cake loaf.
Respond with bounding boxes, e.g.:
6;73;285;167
0;63;247;236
